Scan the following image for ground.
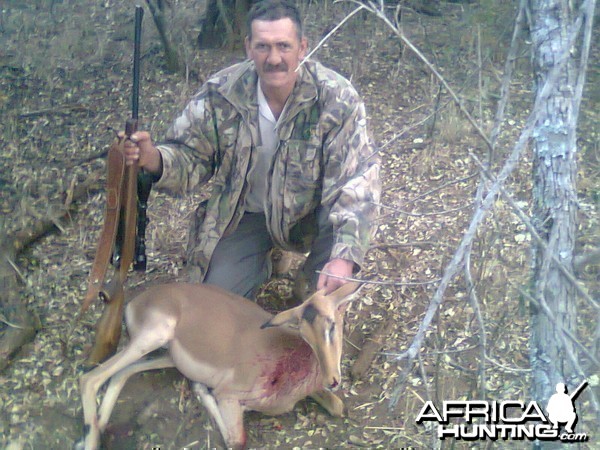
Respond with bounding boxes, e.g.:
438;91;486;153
0;1;598;449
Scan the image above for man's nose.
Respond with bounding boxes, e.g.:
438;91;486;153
266;47;283;66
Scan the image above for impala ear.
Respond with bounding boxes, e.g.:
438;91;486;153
329;282;363;308
260;305;302;329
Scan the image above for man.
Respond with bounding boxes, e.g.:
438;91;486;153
124;0;380;299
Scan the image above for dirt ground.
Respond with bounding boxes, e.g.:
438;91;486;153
0;1;598;449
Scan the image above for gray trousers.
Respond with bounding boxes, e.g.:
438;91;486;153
203;211;333;299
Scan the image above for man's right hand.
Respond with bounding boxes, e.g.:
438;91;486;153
121;131;163;176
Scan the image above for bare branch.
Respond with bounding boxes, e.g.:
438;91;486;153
372;201;474;218
571;0;597;131
316;270;439;287
405;174;478;204
468;151;598;310
464;244;488;398
346;0;494;151
512;283;599;369
297;4;366;71
489;0;527;148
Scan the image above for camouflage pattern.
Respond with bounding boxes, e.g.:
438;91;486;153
155;59;380;280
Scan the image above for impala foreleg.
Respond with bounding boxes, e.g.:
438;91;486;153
193;383;246;450
310;389;345;417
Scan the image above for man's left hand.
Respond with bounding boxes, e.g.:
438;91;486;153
317;258;355;294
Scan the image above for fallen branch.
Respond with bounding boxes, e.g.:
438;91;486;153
0;172;102;371
18;104;91;119
350;291;398;380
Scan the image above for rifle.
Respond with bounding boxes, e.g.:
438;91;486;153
113;3;154;272
82;5;150;366
569;380;588;401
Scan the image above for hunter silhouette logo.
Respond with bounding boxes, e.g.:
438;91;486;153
546;382;581;434
416;380;589;442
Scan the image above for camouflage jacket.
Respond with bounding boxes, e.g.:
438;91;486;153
155;59;380;280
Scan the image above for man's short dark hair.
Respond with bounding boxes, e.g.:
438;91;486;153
247;0;303;41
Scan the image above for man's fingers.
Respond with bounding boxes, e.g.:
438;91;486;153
122;139;140;166
325;278;345;295
317;273;346;295
317;273;325;291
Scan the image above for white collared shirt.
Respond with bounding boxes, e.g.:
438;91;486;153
244;82;280;212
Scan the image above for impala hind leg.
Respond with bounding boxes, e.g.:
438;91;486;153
97;354;175;432
192;383;246;450
78;331;173;450
310;389;345;417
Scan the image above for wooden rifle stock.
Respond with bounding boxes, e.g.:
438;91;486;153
85;278;125;365
84;6;145;367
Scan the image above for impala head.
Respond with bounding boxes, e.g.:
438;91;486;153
261;282;362;390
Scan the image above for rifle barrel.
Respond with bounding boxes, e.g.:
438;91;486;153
131;5;144;122
569;380;588;401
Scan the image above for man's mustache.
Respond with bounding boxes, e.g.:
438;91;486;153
264;63;288;73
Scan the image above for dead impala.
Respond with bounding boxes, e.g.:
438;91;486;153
77;281;361;450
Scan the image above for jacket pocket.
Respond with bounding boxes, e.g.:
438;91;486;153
281;138;321;218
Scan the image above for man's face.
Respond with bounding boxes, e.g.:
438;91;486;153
245;18;308;95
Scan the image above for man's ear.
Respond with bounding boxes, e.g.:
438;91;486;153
245;36;252;59
299;36;308;60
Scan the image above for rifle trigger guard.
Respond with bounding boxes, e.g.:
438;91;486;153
98;290;110;304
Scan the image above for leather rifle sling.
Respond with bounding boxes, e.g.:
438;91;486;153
96;140;138;304
115;116;140;285
81;140;126;312
116;155;138;282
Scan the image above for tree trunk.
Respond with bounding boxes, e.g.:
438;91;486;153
146;0;182;73
197;0;253;50
529;0;580;415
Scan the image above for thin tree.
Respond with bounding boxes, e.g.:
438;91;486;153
528;0;596;417
146;0;182;73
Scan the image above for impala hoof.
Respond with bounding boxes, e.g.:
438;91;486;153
327;378;340;391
